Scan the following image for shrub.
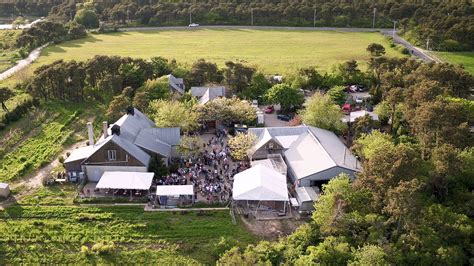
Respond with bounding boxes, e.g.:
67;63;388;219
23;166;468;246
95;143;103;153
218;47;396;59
91;241;116;255
58;156;64;164
80;245;90;255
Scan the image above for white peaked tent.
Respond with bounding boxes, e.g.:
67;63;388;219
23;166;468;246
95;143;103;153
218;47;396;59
233;164;289;202
96;171;154;190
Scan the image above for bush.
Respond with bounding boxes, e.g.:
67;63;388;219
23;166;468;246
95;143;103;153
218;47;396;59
213;236;238;258
441;39;462;51
91;241;116;255
80;245;91;255
58;156;64;164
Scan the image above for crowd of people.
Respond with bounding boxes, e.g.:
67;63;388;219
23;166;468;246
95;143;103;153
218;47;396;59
156;130;250;204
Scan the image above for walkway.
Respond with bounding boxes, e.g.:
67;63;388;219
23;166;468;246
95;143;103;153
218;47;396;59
0;43;48;81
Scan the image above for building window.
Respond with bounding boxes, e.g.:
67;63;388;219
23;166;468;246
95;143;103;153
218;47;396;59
107;150;117;161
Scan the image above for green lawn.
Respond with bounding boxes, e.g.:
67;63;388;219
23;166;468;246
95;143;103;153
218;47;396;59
0;30;22;73
0;205;256;264
28;29;402;75
434;51;474;75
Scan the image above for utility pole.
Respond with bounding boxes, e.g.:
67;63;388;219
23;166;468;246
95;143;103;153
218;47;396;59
313;10;316;27
372;8;376;28
426;38;430;50
189;11;192;24
251;8;254;26
127;9;130;24
392;20;397;38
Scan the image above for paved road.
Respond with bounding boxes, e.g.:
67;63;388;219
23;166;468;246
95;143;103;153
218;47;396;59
0;43;48;81
120;25;439;63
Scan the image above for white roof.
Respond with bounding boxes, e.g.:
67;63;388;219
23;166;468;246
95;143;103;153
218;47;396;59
347;110;379;123
0;183;9;189
284;132;336;180
96;171;154;190
64;145;95;163
274;135;300;148
232;164;289;201
295;186;320;202
156;185;194;196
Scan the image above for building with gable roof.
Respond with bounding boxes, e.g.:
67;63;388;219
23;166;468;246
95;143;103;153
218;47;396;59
64;107;180;182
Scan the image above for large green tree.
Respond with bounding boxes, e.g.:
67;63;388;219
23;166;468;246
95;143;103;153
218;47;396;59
265;83;304;112
148;100;200;133
300;93;346;132
74;9;99;29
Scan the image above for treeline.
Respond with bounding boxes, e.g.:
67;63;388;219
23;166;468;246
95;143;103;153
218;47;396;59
32;0;474;51
15;20;86;51
216;54;474;266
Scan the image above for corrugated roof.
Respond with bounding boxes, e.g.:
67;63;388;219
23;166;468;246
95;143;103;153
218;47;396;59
106;108;155;143
191;86;226;105
308;126;359;171
64;145;95;163
135;131;172;157
295;186;320;202
284;132;336;180
81;135;150;166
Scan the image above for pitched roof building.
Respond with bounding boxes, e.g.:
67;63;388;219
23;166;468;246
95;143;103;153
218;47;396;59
248;126;360;187
64;107;180;182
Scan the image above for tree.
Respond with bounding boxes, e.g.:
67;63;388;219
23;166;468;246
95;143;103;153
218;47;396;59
132;78;170;111
296;236;352;265
148;100;199;133
150;57;171;77
227;132;257;161
74;8;99;29
198;97;256;126
224;61;255;93
0;87;15;112
348;245;389;266
148;154;169;178
326;85;347;106
366;43;386;56
11;16;26;29
241;73;271;101
106;94;130;121
265;83;304;112
190;59;223;86
177;135;204;159
336;60;365;85
352;130;393;161
300;93;346;132
68;21;87;39
352;114;380;139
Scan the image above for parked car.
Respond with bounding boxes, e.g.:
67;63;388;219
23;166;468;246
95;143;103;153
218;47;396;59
277;114;292;122
355;96;364;104
342;103;351;114
188;23;199;27
348;85;358;93
264;105;275;114
356;85;367;92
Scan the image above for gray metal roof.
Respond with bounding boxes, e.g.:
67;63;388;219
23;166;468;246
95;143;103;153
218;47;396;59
249;126;360;180
191;86;226;105
308;126;359;171
107;108;155;143
295;186;320;202
134;127;180;157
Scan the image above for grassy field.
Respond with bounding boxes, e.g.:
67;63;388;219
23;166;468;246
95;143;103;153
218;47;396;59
434;51;474;75
0;205;255;264
0;30;22;72
14;29;403;77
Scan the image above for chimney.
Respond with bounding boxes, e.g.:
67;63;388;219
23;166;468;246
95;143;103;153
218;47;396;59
87;122;94;146
102;121;108;138
111;125;120;136
126;106;135;115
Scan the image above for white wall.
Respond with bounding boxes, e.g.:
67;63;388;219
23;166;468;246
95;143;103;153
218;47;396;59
85;165;147;182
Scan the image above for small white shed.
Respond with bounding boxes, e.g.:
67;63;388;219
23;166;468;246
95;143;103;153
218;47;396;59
0;183;10;198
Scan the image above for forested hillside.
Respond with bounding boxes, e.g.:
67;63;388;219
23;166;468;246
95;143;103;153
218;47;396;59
1;0;472;51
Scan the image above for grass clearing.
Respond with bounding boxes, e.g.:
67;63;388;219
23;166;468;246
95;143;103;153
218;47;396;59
2;29;404;83
0;205;256;264
434;51;474;75
0;101;105;183
0;30;22;73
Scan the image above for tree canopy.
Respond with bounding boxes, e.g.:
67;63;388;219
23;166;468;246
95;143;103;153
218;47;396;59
300;93;346;132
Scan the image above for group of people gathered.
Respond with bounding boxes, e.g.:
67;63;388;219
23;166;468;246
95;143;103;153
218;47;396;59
156;129;251;203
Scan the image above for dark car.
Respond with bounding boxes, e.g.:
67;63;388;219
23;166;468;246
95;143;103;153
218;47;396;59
277;114;292;122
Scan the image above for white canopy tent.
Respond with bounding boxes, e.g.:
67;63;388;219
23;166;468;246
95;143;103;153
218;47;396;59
156;185;194;196
233;164;289;201
96;171;154;190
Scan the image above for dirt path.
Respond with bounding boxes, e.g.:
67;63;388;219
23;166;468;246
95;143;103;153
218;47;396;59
0;43;48;81
0;140;87;208
240;216;306;241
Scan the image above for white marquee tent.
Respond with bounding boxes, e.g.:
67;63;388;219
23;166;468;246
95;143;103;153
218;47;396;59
156;185;194;196
233;164;289;202
96;171;154;190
